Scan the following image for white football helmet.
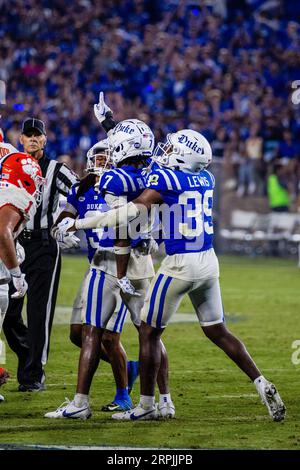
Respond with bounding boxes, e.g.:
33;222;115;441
154;129;212;173
86;139;110;175
108;119;155;165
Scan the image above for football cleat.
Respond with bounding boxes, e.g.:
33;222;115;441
101;397;133;412
0;394;4;402
256;381;286;422
158;399;175;419
112;403;158;421
62;400;92;420
127;361;139;394
44;398;71;418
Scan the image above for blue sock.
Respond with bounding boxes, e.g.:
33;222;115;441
127;360;140;392
115;388;130;402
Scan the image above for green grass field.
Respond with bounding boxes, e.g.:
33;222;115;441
0;254;300;449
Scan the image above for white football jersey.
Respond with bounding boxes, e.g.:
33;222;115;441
0;140;18;158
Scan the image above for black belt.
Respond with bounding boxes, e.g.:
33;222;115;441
20;229;50;241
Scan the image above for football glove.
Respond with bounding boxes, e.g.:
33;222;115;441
11;272;28;299
117;277;141;297
134;237;159;256
16;241;25;265
57;233;80;251
94;91;112;124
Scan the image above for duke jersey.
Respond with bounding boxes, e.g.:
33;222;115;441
98;165;146;202
146;167;215;255
98;165;155;280
67;184;114;262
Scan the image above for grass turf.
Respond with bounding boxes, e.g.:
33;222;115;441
0;254;299;449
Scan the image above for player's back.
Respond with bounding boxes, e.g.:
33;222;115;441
146;167;215;255
98;165;146;201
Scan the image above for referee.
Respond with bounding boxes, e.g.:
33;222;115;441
3;117;78;391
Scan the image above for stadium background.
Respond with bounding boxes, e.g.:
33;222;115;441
0;0;300;450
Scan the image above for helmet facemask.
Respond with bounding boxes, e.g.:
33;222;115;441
86;144;110;176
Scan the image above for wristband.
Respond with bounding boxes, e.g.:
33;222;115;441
114;245;131;255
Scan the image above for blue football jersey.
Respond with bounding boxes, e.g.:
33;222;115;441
67;184;114;262
98;165;146;202
98;165;150;248
146;167;215;255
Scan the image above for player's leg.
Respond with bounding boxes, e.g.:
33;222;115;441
0;288;9;402
45;268;109;419
69;269;115;363
122;278;168;397
190;277;285;421
113;274;190;420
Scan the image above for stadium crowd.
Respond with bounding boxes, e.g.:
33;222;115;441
1;0;300;203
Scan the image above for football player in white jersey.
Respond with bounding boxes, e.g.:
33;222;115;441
49;121;173;420
0;142;44;401
73;128;286;423
45;140;139;417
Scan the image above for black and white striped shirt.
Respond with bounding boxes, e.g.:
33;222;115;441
26;154;78;230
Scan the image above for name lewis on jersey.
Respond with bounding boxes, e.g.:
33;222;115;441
187;175;210;188
178;134;204;154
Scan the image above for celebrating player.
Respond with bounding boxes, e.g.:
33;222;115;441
74;128;286;422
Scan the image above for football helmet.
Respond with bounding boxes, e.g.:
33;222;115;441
154;129;212;173
86;139;110;175
108;119;155;165
0;152;45;206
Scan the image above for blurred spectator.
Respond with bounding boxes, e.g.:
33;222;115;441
267;162;290;212
0;0;299;202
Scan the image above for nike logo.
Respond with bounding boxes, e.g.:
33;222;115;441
62;407;90;417
130;409;156;420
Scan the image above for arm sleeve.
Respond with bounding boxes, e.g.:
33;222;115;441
56;164;79;196
75;201;139;230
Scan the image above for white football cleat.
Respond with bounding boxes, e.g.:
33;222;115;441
0;394;4;403
45;399;92;420
62;400;92;420
256;380;286;422
112;403;158;421
44;398;71;418
158;400;175;419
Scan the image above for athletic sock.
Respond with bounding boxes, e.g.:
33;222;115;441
140;395;155;409
74;393;89;408
115;387;130;401
159;393;172;405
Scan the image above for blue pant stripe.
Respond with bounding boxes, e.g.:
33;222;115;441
113;302;125;332
147;273;164;325
95;271;105;327
156;276;172;328
86;269;97;325
119;306;128;332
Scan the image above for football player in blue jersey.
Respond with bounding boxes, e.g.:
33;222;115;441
44;140;138;418
74;128;286;423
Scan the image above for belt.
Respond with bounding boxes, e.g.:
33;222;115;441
20;229;50;241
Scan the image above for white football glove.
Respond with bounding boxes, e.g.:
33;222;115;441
11;273;28;299
117;276;141;297
57;233;81;250
54;217;76;236
16;241;25;265
94;91;112;124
